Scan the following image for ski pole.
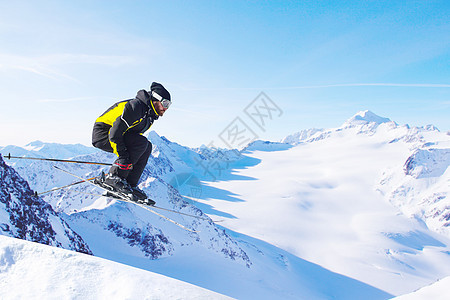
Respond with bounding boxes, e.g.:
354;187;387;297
36;177;97;196
4;153;112;166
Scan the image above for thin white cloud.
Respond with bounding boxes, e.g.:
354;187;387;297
0;54;77;81
0;53;136;81
37;96;96;103
40;53;136;67
279;83;450;89
12;65;61;80
181;83;450;91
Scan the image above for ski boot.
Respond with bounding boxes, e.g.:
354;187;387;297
130;186;156;206
130;186;147;200
95;173;134;198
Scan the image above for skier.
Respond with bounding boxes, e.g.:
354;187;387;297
92;82;171;204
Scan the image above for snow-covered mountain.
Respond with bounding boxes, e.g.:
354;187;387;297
1;110;449;298
281;128;324;145
344;109;392;126
183;110;450;296
0;140;96;159
0;153;91;254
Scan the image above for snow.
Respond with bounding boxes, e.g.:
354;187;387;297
2;110;450;299
243;140;293;152
344;110;392;126
280;128;324;145
404;148;450;178
0;235;231;299
393;276;450;300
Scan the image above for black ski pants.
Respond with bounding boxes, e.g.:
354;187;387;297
93;132;152;186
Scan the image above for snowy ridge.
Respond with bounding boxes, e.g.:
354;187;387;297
0;154;91;254
379;148;450;236
0;140;96;159
404;148;450;179
281;111;398;146
147;131;242;172
243;140;293;152
63;172;252;267
281;128;324;145
344;110;392;126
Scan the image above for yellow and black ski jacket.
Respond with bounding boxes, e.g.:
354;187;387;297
92;90;159;158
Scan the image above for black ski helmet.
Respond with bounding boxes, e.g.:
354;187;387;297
150;82;171;102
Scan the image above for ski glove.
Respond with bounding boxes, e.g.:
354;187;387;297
114;157;133;170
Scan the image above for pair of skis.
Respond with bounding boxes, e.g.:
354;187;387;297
53;166;205;233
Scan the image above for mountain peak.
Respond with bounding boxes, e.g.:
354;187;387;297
344;110;391;126
18;140;96;159
24;140;45;151
25;140;44;146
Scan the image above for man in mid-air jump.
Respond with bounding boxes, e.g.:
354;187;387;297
92;82;171;205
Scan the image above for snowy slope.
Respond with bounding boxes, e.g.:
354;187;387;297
0;235;232;300
186;111;450;296
381;146;450;237
394;276;450;300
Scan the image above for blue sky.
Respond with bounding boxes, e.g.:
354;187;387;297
0;0;449;148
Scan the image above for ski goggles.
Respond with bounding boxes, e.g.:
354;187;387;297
151;91;172;109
